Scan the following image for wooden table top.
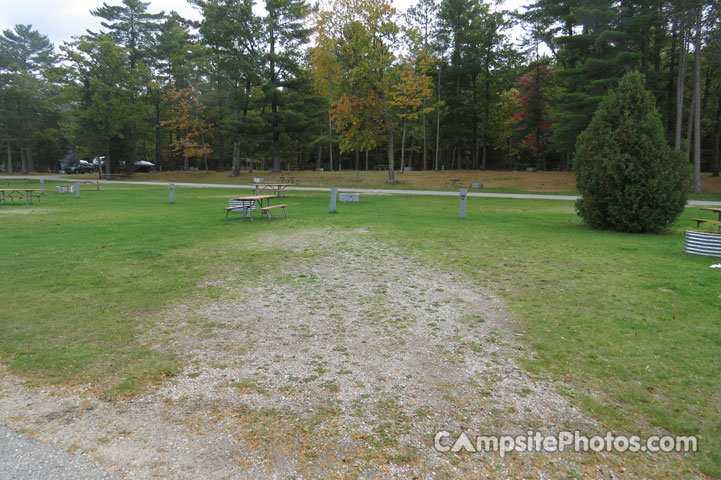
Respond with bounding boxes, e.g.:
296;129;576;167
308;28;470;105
233;195;276;201
0;188;43;192
253;183;291;187
701;207;721;212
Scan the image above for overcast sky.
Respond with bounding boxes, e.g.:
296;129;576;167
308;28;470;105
0;0;532;49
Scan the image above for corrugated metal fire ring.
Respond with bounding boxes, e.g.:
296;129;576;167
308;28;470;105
685;230;721;257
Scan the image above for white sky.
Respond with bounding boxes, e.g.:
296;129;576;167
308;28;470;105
0;0;533;50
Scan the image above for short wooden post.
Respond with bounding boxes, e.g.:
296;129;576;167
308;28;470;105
75;182;80;198
459;188;467;219
40;179;44;192
330;187;337;213
169;183;175;203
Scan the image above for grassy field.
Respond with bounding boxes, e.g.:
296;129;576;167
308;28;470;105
54;169;721;198
1;179;720;475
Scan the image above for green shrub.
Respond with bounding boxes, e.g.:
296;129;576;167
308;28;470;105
573;72;690;233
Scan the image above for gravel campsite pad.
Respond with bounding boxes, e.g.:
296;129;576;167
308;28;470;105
0;228;694;478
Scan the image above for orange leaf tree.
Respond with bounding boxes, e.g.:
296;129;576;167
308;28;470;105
161;86;213;171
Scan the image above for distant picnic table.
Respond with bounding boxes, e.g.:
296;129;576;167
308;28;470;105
254;183;290;197
278;175;296;185
0;188;43;205
445;179;464;188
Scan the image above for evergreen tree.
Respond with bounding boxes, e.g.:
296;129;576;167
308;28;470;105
574;71;690;233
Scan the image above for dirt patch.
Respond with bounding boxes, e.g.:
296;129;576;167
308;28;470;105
0;229;697;478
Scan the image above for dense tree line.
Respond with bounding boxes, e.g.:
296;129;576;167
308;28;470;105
0;0;719;183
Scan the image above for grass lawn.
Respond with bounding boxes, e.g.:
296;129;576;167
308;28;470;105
1;179;719;476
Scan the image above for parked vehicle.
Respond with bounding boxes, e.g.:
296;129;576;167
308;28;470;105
64;160;95;174
135;160;155;172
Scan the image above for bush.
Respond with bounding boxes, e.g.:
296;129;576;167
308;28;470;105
573;72;690;233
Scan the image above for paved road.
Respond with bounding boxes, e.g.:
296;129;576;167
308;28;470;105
3;174;720;206
0;426;117;480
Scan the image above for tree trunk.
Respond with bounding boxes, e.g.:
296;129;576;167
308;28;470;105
686;94;694;162
20;142;27;174
316;145;322;170
400;118;407;174
713;94;721;177
271;99;280;172
385;108;395;183
422;99;427;170
365;149;369;171
155;101;162;168
6;141;12;174
675;19;688;151
328;110;334;172
667;20;678;135
231;140;240;177
435;61;442;171
105;142;111;176
355;149;359;179
692;6;702;194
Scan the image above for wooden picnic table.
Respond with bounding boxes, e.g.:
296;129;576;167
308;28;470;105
445;179;464;188
227;195;277;220
253;183;290;197
701;207;721;221
278;175;296;185
0;188;43;205
374;165;388;171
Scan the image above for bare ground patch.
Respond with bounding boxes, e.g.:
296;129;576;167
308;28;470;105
0;228;698;479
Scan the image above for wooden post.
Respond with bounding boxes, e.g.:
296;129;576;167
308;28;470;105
169;183;175;203
40;179;44;192
459;188;467;219
75;182;80;198
330;187;337;213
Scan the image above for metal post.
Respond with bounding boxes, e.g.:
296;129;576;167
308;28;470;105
169;183;175;203
330;187;337;213
459;188;467;219
75;182;80;198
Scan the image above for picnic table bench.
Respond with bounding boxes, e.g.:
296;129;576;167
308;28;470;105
374;165;388;171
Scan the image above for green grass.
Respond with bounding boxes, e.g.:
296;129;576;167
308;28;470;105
1;180;720;475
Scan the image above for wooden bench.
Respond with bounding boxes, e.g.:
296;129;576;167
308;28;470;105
259;204;287;220
225;199;257;220
693;218;721;232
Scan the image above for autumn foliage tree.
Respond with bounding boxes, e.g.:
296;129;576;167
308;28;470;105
161;87;213;171
312;0;400;182
388;50;435;173
510;63;555;170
